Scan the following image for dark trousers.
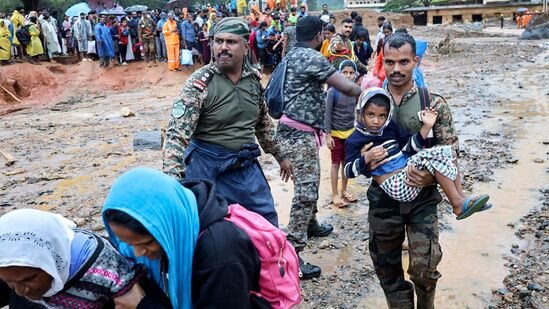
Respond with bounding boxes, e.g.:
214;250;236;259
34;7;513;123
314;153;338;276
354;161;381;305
119;44;127;63
367;182;443;309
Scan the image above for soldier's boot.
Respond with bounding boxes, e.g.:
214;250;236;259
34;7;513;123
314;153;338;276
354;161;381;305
307;219;333;238
385;281;414;309
415;285;436;309
298;256;321;280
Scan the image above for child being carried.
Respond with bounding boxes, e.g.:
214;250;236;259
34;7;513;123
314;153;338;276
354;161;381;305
344;87;491;220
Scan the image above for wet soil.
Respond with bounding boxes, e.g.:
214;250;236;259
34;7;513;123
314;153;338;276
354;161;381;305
1;25;548;308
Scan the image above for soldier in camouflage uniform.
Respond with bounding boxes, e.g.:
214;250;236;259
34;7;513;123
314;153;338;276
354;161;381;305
361;33;460;308
138;11;157;67
276;16;362;279
162;17;292;227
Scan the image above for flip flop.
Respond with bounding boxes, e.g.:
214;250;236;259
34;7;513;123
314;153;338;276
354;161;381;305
477;203;493;212
342;192;358;203
456;194;490;220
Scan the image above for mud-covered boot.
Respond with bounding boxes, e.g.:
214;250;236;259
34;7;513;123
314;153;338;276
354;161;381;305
385;281;414;309
416;286;436;309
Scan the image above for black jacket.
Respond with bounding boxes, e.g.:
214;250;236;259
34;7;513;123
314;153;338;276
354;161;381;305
186;179;269;308
139;179;269;309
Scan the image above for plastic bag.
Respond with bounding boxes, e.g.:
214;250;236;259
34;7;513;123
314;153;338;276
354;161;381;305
361;72;381;90
180;49;193;66
87;40;96;54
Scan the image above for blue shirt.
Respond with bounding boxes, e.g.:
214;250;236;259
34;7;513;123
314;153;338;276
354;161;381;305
256;29;267;49
181;20;196;42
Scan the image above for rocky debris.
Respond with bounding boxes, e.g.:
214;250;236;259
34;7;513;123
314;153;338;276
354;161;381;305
120;107;135;117
133;130;163;151
491;189;549;307
520;12;549;40
533;158;544;163
436;35;454;54
1;150;16;166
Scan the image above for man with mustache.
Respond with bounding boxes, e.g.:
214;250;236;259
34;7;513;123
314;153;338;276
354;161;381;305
328;18;367;75
362;32;459;308
163;18;292;227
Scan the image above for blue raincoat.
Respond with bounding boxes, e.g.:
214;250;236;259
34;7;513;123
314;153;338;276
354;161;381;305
102;168;199;309
94;22;114;58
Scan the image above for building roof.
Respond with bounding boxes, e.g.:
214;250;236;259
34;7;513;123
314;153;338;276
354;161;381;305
403;2;541;12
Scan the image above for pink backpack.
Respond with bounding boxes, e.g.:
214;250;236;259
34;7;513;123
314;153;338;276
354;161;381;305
224;204;302;309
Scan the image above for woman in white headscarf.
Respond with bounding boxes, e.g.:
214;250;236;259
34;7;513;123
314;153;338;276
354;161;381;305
0;209;169;308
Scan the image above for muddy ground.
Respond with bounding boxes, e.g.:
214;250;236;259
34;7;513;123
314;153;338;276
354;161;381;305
1;23;548;308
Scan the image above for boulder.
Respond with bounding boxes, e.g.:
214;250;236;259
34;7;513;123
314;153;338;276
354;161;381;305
520;12;549;40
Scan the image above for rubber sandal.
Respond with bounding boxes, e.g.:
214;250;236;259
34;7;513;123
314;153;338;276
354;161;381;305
477;203;493;212
457;194;490;220
342;192;358;203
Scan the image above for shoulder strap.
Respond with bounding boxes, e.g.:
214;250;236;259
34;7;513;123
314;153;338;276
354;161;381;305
192;67;215;92
332;88;340;105
418;87;430;109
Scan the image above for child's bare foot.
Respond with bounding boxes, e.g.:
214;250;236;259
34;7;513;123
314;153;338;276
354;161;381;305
332;195;348;208
341;192;358;203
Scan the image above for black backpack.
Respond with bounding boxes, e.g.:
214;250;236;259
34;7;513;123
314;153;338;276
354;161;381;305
264;53;293;119
16;25;31;45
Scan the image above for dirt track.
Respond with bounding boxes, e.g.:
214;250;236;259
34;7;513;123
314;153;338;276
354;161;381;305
1;23;548;308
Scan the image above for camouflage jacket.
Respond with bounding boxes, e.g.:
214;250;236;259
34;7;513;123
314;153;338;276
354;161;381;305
162;63;284;180
386;83;459;153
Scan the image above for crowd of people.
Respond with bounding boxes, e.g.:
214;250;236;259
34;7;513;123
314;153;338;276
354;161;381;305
0;2;494;309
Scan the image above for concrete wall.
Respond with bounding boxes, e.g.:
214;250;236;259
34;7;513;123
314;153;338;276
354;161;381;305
425;4;543;24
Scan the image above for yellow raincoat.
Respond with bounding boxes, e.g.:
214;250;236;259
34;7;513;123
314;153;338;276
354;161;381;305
10;10;25;46
0;21;11;60
26;23;44;56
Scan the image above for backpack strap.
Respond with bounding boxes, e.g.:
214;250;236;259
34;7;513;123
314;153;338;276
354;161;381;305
192;67;215;92
418;86;430;109
332;88;340;106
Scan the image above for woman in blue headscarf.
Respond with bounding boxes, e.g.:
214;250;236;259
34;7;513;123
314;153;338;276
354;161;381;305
102;168;266;309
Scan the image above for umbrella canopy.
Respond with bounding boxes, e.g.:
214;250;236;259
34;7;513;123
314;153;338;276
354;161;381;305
65;2;91;17
88;0;114;11
517;7;529;13
125;5;148;13
165;0;193;10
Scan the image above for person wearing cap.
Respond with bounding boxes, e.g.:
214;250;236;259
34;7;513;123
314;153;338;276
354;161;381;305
138;11;157;67
162;12;180;71
163;17;292;227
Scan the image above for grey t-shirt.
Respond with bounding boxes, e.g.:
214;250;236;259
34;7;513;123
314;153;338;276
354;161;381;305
324;87;357;132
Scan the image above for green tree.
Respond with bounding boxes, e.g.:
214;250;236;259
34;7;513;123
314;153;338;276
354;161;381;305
383;0;422;12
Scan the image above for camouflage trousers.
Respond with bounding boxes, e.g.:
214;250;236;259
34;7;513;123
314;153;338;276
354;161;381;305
276;124;320;253
367;182;443;309
142;39;156;63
